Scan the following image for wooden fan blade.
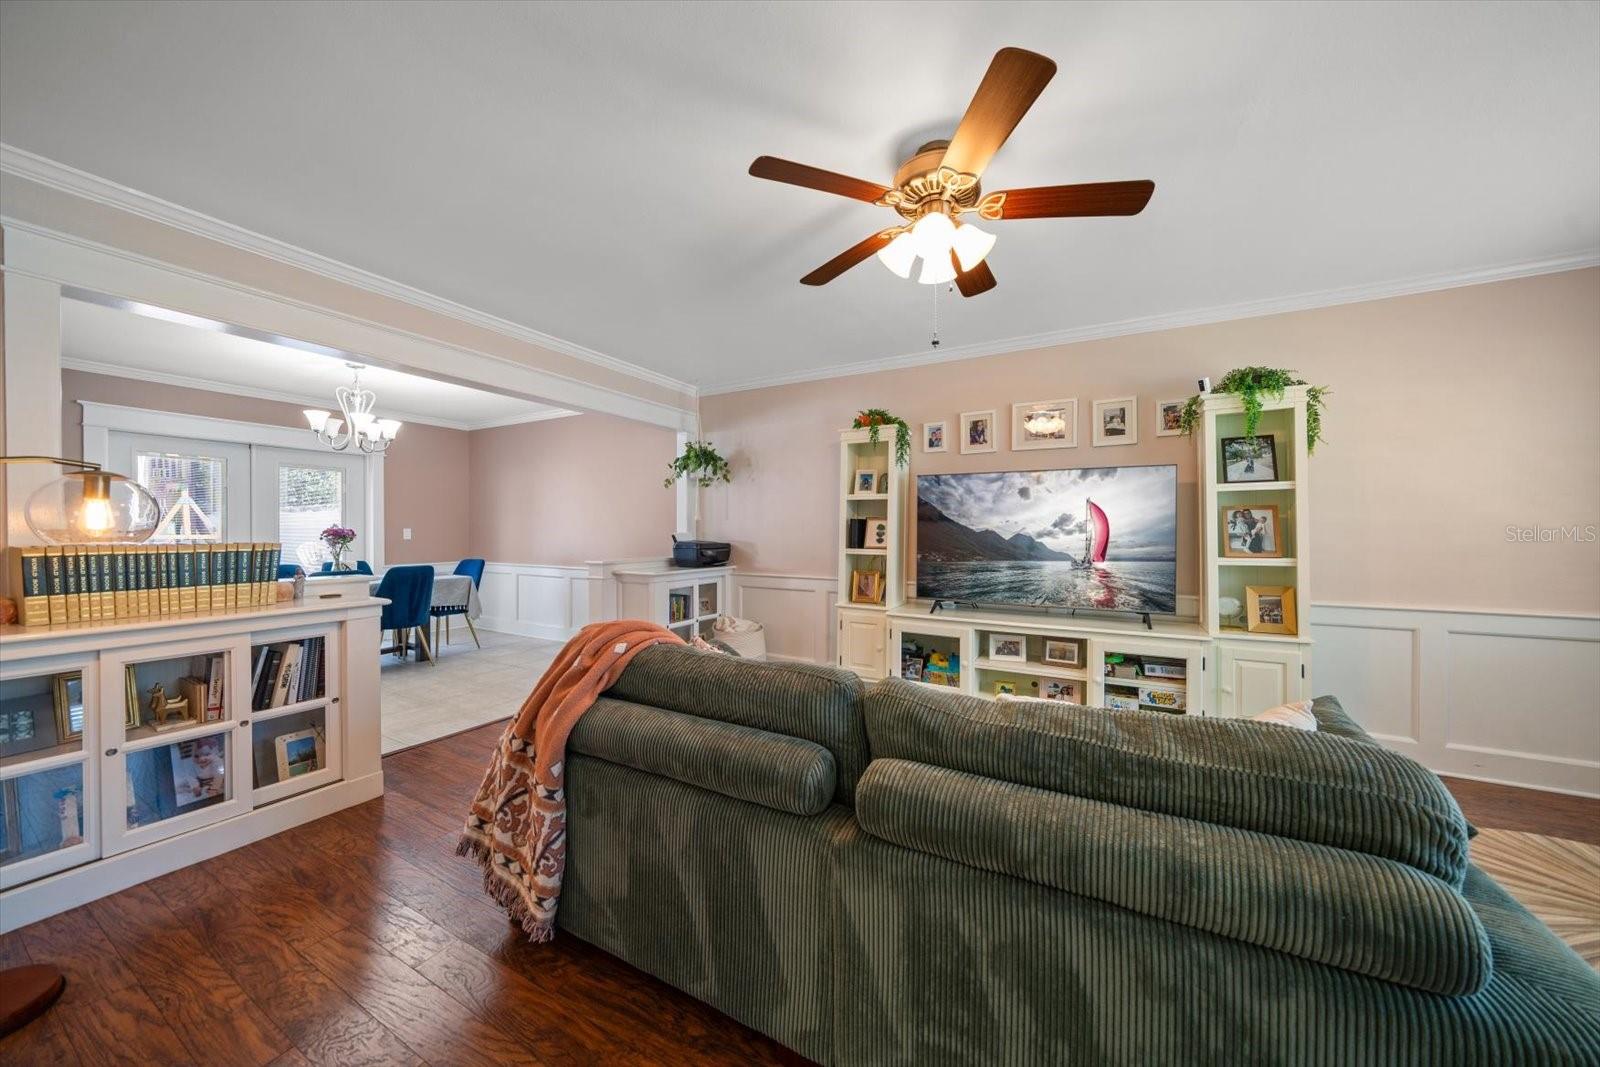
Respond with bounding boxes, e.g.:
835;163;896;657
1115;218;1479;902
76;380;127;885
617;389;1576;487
952;252;997;297
989;180;1155;219
749;156;890;203
801;232;894;286
940;47;1057;178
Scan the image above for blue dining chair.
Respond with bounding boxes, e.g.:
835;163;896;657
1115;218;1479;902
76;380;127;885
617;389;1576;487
430;558;485;649
376;564;435;664
276;563;304;580
320;560;374;575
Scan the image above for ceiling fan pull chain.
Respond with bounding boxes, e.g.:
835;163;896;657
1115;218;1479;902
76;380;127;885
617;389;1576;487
931;281;940;349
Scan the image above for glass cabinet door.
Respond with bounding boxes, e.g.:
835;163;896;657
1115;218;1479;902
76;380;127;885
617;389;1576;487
0;662;98;889
101;635;251;856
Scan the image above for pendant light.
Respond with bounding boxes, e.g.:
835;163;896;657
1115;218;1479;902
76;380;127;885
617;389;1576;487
2;456;161;544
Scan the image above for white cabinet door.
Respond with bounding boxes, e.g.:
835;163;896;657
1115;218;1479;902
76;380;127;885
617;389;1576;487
1215;642;1304;719
837;610;887;680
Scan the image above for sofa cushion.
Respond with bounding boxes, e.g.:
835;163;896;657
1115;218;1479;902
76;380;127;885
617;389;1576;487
856;758;1491;996
571;697;836;816
863;680;1470;884
606;644;868;804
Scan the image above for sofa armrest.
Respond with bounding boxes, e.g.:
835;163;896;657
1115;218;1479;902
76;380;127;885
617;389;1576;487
570;697;836;816
856;759;1492;996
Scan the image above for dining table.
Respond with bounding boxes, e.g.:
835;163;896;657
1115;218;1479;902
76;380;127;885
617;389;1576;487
367;572;484;658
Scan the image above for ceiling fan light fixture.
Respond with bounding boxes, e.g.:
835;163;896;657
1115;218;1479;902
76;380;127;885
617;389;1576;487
876;232;917;278
951;221;997;272
908;210;956;263
918;254;958;286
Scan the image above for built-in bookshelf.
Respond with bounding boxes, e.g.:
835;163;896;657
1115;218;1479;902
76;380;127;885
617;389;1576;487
835;427;907;679
7;542;284;627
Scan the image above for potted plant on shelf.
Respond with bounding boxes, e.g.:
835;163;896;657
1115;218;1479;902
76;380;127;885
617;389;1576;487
1177;367;1329;452
853;408;912;467
320;525;357;571
664;441;732;488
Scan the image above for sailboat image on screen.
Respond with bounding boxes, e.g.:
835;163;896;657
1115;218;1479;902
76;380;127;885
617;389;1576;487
915;465;1178;623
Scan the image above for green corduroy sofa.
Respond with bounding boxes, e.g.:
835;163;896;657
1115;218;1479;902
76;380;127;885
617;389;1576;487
556;645;1600;1066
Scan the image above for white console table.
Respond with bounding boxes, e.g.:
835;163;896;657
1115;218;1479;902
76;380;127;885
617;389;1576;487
612;561;733;642
0;596;386;931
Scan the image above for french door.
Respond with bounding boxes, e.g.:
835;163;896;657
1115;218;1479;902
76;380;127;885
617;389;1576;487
249;448;367;570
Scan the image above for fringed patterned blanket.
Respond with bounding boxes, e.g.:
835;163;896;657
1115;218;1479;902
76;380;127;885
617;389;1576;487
458;619;683;941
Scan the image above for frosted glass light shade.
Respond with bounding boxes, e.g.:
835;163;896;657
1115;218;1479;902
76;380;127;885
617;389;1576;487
950;222;996;271
303;409;331;432
25;471;161;544
909;211;956;262
375;419;402;440
876;232;917;278
918;254;958;286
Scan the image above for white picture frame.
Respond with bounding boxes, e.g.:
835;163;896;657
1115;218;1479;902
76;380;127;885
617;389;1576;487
853;469;878;495
987;633;1027;662
1012;399;1078;450
1093;397;1138;446
960;410;997;454
865;518;890;550
1155;399;1186;437
274;727;325;780
923;420;948;453
1041;638;1080;667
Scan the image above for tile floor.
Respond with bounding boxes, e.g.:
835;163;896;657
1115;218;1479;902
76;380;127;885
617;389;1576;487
379;625;560;753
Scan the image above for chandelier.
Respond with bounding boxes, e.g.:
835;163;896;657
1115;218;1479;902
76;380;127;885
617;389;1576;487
304;363;402;453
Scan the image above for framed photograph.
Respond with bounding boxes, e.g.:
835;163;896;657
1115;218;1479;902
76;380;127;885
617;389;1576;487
1041;638;1080;667
959;410;997;454
0;690;57;759
902;655;925;681
1246;586;1298;635
993;680;1018;696
923;421;947;453
849;569;884;605
987;633;1026;662
853;469;878;495
171;735;227;811
865;518;890;550
53;672;85;742
1222;504;1284;558
1093;397;1138;446
876;472;889;494
1221;435;1278;482
1012;399;1078;450
1041;680;1081;702
1156;399;1186;437
274;727;325;780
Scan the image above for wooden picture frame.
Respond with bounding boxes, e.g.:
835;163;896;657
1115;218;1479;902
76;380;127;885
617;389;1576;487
987;633;1027;662
923;421;947;453
1041;638;1080;667
53;672;84;742
1221;434;1279;483
1093;397;1138;446
849;569;884;605
959;410;997;454
1246;586;1298;635
1221;504;1284;558
1011;399;1078;450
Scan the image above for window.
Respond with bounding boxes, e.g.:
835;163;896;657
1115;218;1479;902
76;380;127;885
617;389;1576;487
278;465;345;569
137;452;225;543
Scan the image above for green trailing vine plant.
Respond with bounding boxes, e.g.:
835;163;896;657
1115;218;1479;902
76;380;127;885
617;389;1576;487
664;440;732;488
1177;366;1329;453
853;408;912;467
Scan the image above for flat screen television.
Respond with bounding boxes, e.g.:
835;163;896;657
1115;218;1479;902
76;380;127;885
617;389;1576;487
916;464;1178;615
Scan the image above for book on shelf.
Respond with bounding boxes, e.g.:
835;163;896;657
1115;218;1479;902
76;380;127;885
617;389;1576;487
251;636;324;709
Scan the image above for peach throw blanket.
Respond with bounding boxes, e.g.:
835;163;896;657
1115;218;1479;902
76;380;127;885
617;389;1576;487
458;619;684;941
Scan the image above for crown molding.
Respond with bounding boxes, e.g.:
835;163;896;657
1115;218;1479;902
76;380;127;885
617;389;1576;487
698;251;1600;396
0;142;697;399
60;356;576;432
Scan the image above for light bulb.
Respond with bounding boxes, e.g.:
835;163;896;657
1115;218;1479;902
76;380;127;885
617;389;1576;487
918;254;957;286
876;232;917;279
909;211;956;262
304;409;331;432
950;222;996;272
81;496;113;532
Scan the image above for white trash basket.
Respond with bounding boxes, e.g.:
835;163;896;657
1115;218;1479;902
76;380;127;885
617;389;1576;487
712;615;767;660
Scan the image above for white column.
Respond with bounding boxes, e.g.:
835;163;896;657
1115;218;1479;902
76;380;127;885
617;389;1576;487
3;270;64;547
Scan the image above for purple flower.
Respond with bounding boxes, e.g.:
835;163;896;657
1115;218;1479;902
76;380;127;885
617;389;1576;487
320;525;357;547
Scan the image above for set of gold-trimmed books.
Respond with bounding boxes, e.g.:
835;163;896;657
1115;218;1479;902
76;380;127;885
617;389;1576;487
8;542;284;627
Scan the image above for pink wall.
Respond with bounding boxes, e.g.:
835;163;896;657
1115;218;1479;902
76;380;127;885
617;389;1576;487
699;268;1600;615
60;370;470;565
468;412;678;565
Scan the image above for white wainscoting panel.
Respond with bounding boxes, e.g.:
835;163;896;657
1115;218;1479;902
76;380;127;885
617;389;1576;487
475;563;590;642
730;573;838;664
1310;604;1600;797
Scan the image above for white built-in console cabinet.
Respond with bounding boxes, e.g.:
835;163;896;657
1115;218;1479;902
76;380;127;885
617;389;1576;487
833;389;1315;719
0;597;385;931
614;561;733;642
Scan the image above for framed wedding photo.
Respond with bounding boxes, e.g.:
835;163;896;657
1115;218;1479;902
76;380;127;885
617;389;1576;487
1246;586;1297;635
987;633;1027;662
960;410;997;454
1222;504;1284;558
1041;638;1080;667
1221;434;1278;482
1156;399;1186;437
1093;397;1138;446
923;420;947;453
1012;399;1077;450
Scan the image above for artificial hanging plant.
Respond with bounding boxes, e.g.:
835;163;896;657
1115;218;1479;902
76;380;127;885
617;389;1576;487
853;408;912;467
664;440;732;488
1177;366;1330;453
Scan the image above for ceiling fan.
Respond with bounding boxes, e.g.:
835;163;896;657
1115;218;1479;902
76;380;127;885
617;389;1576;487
748;47;1154;297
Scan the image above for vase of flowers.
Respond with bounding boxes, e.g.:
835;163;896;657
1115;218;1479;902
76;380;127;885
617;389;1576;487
320;525;357;571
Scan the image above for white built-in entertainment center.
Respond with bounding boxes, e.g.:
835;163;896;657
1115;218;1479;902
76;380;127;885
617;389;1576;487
834;387;1315;719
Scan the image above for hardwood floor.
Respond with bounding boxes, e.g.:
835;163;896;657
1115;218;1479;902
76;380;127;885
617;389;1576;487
0;720;808;1067
3;721;1593;1066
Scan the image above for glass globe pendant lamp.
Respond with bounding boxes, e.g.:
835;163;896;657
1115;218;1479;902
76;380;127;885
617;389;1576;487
4;457;161;544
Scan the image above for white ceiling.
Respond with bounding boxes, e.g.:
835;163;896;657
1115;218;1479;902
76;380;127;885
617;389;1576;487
60;298;571;431
3;1;1597;394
